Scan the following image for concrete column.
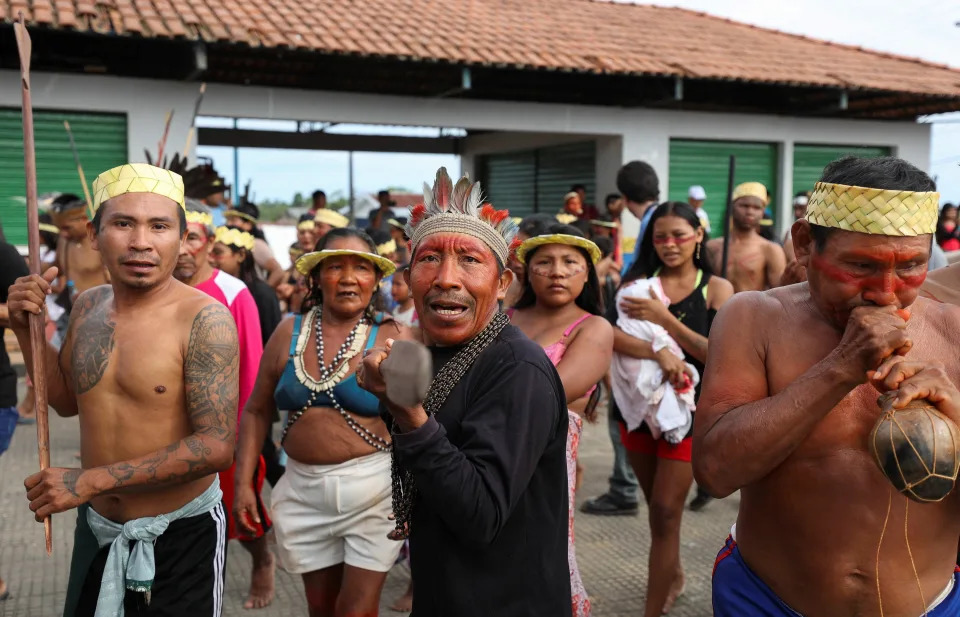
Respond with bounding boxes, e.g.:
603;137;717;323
594;135;623;209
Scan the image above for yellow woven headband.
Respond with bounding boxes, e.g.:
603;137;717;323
314;209;350;228
732;182;769;205
297;220;316;232
805;181;939;236
92;163;185;212
215;226;255;251
517;233;602;265
186;211;213;227
377;239;397;256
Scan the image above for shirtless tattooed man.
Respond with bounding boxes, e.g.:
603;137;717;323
696;156;960;616
706;182;786;292
7;164;239;617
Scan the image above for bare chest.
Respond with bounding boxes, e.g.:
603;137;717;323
70;314;185;404
767;320;958;454
726;242;767;288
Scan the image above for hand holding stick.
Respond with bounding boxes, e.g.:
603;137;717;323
14;12;53;555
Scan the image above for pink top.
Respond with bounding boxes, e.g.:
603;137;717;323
196;269;263;426
542;313;592;366
509;310;596;398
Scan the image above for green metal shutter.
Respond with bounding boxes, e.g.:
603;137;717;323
792;144;890;196
667;139;778;235
534;141;596;214
479;141;596;220
478;150;536;219
0;109;128;244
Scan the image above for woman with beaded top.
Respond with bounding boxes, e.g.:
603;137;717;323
234;227;412;616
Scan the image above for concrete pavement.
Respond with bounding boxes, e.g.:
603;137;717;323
0;381;738;616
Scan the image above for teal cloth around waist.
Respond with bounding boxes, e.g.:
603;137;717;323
85;475;223;617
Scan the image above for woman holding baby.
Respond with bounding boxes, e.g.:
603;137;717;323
614;201;733;616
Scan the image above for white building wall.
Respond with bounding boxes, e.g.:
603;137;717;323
0;70;931;239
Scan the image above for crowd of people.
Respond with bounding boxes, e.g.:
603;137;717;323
0;151;959;617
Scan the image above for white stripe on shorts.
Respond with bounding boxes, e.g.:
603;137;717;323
210;502;226;617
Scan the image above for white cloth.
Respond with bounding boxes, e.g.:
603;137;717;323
610;278;698;443
272;451;401;573
392;305;418;327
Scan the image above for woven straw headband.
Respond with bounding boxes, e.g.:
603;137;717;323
410;213;509;266
92;163;185;212
805;181;939;236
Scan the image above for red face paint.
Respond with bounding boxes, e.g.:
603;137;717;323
810;253;927;294
652;234;696;246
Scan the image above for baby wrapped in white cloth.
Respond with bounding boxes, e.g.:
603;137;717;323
610;278;698;444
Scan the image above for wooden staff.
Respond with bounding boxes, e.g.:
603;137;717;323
156;109;174;166
14;13;53;556
182;82;207;157
63;121;94;219
720;155;737;279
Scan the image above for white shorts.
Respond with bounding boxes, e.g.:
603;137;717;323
271;451;401;574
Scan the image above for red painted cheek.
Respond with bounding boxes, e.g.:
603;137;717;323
653;236;696;246
810;255;927;292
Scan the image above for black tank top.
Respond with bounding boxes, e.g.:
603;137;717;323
662;269;715;398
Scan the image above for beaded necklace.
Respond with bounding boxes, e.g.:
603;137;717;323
282;306;391;452
390;311;510;537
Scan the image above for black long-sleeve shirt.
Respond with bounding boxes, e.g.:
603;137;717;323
392;324;572;617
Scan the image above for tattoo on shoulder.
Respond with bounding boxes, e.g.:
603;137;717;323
70;287;116;394
185;303;239;444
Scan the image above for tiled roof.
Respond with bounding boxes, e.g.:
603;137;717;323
4;0;960;98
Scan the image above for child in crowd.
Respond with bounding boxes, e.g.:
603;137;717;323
391;266;418;327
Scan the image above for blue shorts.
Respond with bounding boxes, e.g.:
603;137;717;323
713;535;960;616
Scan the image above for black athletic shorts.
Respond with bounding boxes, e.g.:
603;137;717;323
65;502;228;617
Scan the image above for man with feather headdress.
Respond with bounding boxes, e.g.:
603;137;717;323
357;168;572;616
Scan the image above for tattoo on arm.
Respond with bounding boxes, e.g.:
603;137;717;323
70;287;116;394
97;303;239;492
184;303;239;444
62;469;82;498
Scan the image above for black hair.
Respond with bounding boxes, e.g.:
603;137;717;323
518;213;555;239
378;190;390;197
38;212;59;252
514;223;604;316
594;236;614;259
936;203;959;246
301;227;386;317
92;200;187;235
616;161;659;204
811;156;937;252
312;190;326;200
571;218;592;238
623;201;711;285
298;213;315;224
368;229;392;245
218;225;258;287
51;193;85;214
571;183;587;192
605;193;621;208
232;201;265;240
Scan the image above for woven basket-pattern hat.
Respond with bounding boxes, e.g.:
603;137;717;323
806;181;939;236
407;168;518;266
92;163;185;212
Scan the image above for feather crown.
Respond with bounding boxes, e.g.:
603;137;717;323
406;167;518;265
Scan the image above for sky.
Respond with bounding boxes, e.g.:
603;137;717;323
196;0;960;204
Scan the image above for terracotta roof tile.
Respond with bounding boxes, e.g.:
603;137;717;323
6;0;960;99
